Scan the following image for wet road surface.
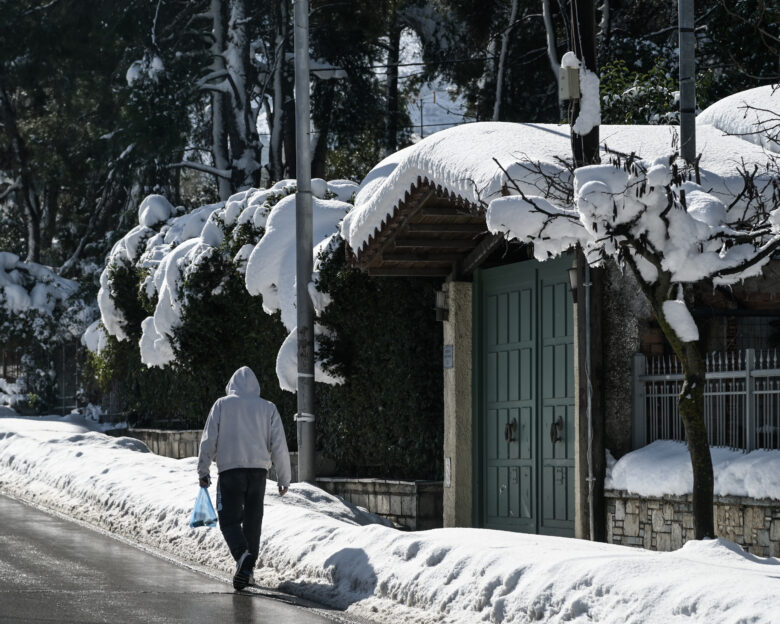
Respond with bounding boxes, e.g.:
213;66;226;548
0;494;352;623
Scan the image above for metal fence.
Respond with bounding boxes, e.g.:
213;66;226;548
632;349;780;451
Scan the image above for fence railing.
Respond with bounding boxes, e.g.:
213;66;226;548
632;349;780;452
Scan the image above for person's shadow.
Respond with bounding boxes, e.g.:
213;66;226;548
278;547;377;610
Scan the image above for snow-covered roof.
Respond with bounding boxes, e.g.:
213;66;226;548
698;85;779;154
342;120;776;257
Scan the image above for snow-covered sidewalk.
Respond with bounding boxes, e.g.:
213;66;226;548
1;412;778;624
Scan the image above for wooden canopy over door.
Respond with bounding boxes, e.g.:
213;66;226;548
348;178;504;280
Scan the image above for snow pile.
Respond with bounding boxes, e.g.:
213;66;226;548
91;179;357;388
1;413;778;624
607;440;780;501
698;85;780;154
0;252;78;316
561;51;601;136
343;120;774;257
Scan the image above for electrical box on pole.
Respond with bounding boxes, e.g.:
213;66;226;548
558;66;580;102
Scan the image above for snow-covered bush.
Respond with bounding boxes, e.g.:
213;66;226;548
0;252;92;411
86;180;446;476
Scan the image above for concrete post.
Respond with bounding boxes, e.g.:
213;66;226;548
442;281;473;527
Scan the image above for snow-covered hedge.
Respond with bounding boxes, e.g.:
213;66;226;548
85;180;444;478
0;252;92;410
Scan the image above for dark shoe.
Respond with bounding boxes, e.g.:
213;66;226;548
233;551;253;590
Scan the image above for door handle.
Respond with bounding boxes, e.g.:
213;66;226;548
504;418;517;442
549;416;563;444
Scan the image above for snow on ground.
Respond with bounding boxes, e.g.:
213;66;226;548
1;413;778;624
607;440;780;501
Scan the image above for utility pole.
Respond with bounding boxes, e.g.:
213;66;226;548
678;0;696;162
293;0;315;484
569;0;599;167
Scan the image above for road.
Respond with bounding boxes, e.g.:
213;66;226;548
0;494;354;624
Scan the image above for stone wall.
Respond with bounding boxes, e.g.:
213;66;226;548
606;490;780;557
123;428;201;459
317;477;443;531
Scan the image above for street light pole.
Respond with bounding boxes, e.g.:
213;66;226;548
293;0;315;484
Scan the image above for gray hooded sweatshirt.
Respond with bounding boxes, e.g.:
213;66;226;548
197;366;291;487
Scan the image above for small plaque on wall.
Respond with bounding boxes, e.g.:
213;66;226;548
443;344;454;369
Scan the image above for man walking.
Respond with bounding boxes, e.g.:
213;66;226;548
197;366;291;590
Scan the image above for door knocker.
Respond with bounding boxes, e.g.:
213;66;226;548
504;418;517;443
550;416;563;444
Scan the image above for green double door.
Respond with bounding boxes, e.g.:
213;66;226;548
474;256;575;536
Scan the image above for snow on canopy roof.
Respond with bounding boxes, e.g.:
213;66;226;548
342;121;776;256
698;85;780;154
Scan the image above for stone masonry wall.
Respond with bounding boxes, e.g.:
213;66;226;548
317;478;443;531
606;490;780;557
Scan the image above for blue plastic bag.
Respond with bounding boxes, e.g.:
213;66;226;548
189;487;218;528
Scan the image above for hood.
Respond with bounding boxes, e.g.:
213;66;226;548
226;366;261;397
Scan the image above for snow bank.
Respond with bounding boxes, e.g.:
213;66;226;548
1;413;778;624
698;85;780;154
606;440;780;501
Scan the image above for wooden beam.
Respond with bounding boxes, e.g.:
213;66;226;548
395;238;476;249
460;233;504;276
368;267;450;277
419;205;473;218
406;223;486;234
381;252;463;263
366;189;433;262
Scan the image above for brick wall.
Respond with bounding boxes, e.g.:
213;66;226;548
606;490;780;557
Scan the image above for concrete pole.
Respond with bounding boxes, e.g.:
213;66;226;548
293;0;315;483
678;0;696;163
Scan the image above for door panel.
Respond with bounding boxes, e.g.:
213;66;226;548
480;263;536;532
477;256;574;537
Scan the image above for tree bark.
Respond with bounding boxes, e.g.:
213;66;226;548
226;0;262;188
493;0;519;121
0;77;41;262
269;0;289;182
311;83;335;179
385;19;401;153
210;0;232;199
651;290;715;539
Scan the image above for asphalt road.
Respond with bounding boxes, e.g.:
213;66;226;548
0;494;354;624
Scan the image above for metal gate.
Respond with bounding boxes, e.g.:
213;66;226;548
474;256;575;536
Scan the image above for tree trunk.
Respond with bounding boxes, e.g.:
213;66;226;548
210;0;232;199
269;0;289;182
0;77;41;262
385;19;401;154
493;0;519;121
679;343;714;538
311;83;335;179
653;296;715;539
283;87;297;179
226;0;262;188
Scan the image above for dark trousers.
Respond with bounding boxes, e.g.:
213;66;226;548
216;468;267;566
